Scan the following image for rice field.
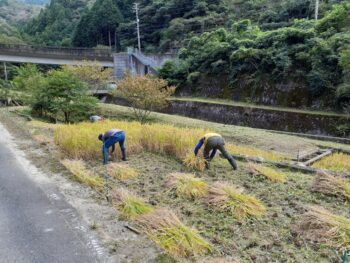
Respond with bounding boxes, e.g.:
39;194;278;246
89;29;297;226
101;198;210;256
4;107;350;262
312;152;350;173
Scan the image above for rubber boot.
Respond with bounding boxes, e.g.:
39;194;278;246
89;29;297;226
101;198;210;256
229;157;238;170
121;149;127;161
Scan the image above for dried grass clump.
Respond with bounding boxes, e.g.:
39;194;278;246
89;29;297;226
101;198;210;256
294;206;350;249
207;182;266;220
198;258;238;263
183;152;207;171
226;144;286;162
60;159;104;191
33;134;53;145
312;153;350;173
107;163;139;181
137;208;212;258
312;172;350;201
248;163;286;183
165;173;208;199
112;188;153;219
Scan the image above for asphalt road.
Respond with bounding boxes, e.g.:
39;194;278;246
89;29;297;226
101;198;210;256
0;128;101;262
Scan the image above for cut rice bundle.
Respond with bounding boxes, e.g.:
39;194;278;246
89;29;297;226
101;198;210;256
312;172;350;201
293;206;350;250
248;163;286;183
61;159;104;191
108;163;139;181
183;152;207;172
165;173;208;199
112;188;153;219
207;182;266;220
136;208;212;258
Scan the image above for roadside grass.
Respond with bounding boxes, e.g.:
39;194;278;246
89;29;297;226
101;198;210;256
107;163;139;181
312;153;350;173
248;163;287;183
294;206;350;250
165;173;208;200
207;182;266;221
112;188;154;219
136;208;212;258
312;172;350;201
60;159;104;191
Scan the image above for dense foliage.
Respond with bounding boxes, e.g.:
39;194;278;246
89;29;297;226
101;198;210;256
159;1;350;110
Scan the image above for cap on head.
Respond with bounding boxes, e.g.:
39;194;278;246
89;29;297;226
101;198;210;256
98;134;103;141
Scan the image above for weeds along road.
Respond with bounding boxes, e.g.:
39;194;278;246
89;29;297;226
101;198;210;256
0;122;103;263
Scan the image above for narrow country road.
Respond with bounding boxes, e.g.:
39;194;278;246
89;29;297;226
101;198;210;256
0;123;102;263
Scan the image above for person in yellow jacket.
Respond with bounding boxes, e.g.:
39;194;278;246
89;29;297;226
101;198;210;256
194;133;237;170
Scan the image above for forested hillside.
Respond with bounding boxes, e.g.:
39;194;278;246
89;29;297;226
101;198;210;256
0;0;41;43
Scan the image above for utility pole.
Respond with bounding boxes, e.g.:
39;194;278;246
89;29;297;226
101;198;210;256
3;62;8;81
315;0;319;21
133;3;141;52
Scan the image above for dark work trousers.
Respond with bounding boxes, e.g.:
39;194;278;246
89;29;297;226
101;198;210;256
203;136;237;170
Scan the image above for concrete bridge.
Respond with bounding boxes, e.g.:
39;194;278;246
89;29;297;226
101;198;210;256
0;44;175;79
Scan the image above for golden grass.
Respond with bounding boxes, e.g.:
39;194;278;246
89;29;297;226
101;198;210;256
294;206;350;250
107;163;139;181
207;182;266;220
312;172;350;201
136;208;212;258
248;163;286;183
183;152;207;171
226;144;286;162
60;159;104;191
112;188;154;219
165;173;208;199
312;153;350;173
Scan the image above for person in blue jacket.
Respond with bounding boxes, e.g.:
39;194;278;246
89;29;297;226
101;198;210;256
194;133;237;170
98;129;126;164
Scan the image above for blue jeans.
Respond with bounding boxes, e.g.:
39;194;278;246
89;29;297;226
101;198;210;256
103;132;126;164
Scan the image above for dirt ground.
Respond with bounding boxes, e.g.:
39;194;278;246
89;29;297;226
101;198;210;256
2;107;350;263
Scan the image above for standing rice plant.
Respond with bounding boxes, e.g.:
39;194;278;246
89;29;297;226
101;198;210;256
312;153;350;173
248;163;286;183
112;188;154;219
312;172;350;201
183;152;207;172
293;206;350;250
165;173;208;199
136;208;212;258
108;163;139;181
207;182;266;220
60;159;104;191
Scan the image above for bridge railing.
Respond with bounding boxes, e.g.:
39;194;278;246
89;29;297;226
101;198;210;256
0;43;113;60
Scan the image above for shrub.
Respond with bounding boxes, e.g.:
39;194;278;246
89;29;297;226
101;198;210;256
311;172;350;201
312;153;350;173
60;159;104;191
165;173;208;199
115;74;175;124
112;188;154;219
136;208;212;258
107;163;139;181
207;182;266;220
293;206;350;250
248;163;286;183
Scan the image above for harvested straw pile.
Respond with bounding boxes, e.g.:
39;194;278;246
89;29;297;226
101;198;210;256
108;163;139;181
165;173;208;199
61;159;104;191
112;188;153;219
207;182;266;220
136;208;212;258
312;153;350;173
248;163;286;183
311;172;350;201
293;206;350;249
